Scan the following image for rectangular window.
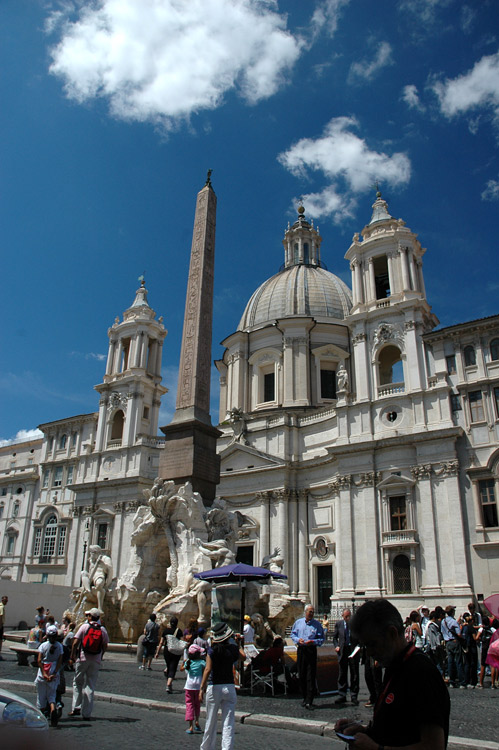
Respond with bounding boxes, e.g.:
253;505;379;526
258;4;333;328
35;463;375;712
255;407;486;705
143;405;150;420
1;488;6;496
263;372;275;402
53;466;63;487
6;536;15;555
72;432;77;448
469;390;484;422
494;387;499;419
450;394;462;411
390;496;407;531
320;369;336;399
41;573;48;584
97;523;108;550
33;527;42;557
42;470;49;488
57;526;67;557
479;479;498;527
446;355;456;374
66;466;74;485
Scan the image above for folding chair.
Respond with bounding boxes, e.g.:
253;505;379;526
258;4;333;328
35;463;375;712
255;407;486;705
250;664;275;695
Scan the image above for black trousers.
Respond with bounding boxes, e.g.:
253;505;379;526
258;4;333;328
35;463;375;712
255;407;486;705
297;644;317;704
364;656;383;703
338;647;360;698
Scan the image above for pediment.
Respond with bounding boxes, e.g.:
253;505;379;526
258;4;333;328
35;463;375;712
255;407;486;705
377;474;415;490
219;442;284;471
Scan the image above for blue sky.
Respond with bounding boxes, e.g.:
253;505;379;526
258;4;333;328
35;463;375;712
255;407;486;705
1;0;499;444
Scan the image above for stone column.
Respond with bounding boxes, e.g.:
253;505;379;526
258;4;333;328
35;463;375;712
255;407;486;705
259;492;270;562
352;332;369;401
387;252;395;294
282;338;294;406
276;490;289;577
289;491;298;595
400;247;411;291
408;251;418;291
368;258;376;301
106;340;116;376
334;476;354;597
297;489;309;598
411;465;441;595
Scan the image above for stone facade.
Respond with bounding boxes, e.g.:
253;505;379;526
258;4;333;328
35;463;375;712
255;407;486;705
1;193;498;619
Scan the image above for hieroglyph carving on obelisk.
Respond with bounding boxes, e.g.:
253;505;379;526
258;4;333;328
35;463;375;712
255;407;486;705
174;176;216;425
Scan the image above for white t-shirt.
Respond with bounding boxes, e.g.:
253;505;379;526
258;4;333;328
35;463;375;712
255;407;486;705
35;640;63;684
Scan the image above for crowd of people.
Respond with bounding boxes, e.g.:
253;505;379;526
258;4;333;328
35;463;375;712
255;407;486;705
3;594;498;748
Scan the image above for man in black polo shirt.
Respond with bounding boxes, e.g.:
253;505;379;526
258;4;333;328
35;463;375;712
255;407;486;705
335;599;450;750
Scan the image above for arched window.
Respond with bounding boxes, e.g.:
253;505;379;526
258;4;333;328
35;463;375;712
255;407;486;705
490;338;499;362
111;410;125;441
42;514;58;559
378;345;403;385
464;345;476;367
393;554;411;594
59;434;67;450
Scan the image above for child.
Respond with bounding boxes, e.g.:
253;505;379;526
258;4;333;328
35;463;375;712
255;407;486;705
34;624;63;726
184;643;206;734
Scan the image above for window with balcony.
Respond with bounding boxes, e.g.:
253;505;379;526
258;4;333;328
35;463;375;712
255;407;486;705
97;523;108;550
479;479;498;528
446;355;456;374
378;345;404;387
111;410;125;441
42;514;58;559
490;338;499;362
464;345;476;367
53;466;63;487
469;390;484;423
393;554;411;594
390;496;407;530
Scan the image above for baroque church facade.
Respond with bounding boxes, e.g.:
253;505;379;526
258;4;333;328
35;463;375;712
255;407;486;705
1;193;498;615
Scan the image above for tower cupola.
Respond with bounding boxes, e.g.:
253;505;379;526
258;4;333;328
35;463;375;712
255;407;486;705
283;205;322;268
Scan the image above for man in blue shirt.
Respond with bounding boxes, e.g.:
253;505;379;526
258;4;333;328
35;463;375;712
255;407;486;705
290;604;324;710
441;605;466;688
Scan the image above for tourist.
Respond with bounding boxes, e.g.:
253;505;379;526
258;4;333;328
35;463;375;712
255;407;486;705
485;627;499;689
291;604;325;710
243;615;254;644
477;616;494;688
406;610;424;649
441;605;466;688
333;608;360;706
69;607;109;719
199;622;245;750
183;643;206;735
156;615;183;694
140;612;160;671
0;595;8;661
35;624;63;727
194;627;209;650
183;617;199;645
335;599;450;750
426;610;446;676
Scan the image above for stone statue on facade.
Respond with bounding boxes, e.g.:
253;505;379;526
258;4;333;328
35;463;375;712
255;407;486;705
261;546;284;574
73;544;113;615
227;407;248;445
194;537;236;567
336;364;349;393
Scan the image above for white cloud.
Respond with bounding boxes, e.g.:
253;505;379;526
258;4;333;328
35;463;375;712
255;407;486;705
402;84;425;111
70;350;106;361
349;41;393;82
482;177;499;201
398;0;451;29
47;0;302;128
433;50;499;121
0;428;44;447
278;116;411;222
310;0;350;38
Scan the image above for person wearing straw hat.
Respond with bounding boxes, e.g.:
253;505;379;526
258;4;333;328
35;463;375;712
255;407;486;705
199;622;245;750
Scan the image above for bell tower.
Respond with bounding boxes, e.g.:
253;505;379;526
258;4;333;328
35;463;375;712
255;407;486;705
94;279;167;451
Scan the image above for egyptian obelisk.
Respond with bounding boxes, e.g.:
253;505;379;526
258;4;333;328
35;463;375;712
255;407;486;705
159;172;221;502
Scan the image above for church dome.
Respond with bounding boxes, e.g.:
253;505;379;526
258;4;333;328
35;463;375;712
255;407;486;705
238;206;352;330
238;264;352;330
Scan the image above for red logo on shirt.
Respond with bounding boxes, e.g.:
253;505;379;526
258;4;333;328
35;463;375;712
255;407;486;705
385;693;395;704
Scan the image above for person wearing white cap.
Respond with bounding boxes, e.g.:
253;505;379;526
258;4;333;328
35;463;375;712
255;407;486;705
69;607;109;719
199;622;245;750
34;624;63;726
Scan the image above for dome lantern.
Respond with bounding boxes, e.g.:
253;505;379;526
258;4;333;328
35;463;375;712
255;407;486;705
283;205;322;268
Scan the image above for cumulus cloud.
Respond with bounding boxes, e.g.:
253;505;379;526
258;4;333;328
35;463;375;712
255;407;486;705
349;41;393;82
277;116;411;222
482;177;499;201
310;0;350;38
47;0;302;128
402;84;425;111
0;428;44;447
433;50;499;122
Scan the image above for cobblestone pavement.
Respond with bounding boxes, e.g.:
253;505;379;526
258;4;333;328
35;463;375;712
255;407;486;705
2;649;498;748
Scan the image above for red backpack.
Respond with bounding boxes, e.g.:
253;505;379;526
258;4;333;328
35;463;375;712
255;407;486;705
82;622;103;654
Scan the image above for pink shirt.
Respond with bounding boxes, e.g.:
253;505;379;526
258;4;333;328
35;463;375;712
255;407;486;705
74;622;109;664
